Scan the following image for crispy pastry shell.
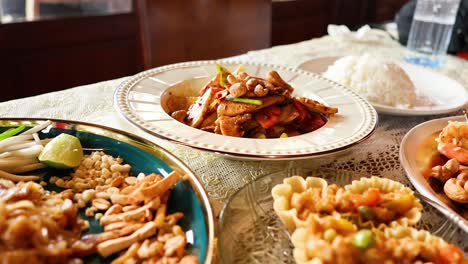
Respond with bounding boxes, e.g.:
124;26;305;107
271;176;331;232
344;176;423;228
291;225;455;264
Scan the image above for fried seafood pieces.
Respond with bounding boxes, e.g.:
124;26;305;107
171;65;338;138
272;176;465;264
0;179;89;263
436;121;468;165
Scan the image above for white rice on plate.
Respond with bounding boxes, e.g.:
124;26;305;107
323;54;417;108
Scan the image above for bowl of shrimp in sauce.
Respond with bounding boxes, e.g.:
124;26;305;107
400;115;468;232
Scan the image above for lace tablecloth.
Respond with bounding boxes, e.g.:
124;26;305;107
1;35;467;218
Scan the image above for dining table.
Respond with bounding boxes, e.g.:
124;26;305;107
1;27;468;259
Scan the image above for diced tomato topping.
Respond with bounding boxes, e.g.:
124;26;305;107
293;99;310;121
212;86;225;94
437;244;464;264
216;90;228;99
292;100;327;132
284;129;301;137
55;123;67;129
301;112;326;132
351;188;381;207
255;105;281;129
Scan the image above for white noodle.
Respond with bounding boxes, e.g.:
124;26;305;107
0;169;39;182
0;121;56;174
0;135;33;151
0;157;39;172
32;133;41;144
8;163;46;174
0;145;43;159
2;142;37;152
21;120;52;135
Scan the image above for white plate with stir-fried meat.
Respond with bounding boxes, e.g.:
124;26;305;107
115;61;378;160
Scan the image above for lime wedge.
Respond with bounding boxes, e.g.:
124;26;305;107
39;133;83;169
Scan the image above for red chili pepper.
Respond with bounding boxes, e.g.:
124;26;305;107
437;244;464;264
212;86;224;94
351;188;381;207
293;99;327;132
293;99;310;121
216;90;228;99
55;123;67;129
255;105;281;129
301;112;326;132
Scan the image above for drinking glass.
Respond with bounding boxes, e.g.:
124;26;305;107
404;0;461;68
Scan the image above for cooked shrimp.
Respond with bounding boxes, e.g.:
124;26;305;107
436;121;468;165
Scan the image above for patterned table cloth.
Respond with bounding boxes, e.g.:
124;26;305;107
1;34;467;238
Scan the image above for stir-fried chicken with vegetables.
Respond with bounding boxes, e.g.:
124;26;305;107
170;65;338;138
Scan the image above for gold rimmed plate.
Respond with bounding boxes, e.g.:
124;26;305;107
114;60;378;160
0;118;215;263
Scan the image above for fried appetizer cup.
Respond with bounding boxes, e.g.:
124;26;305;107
344;176;423;228
291;218;465;264
272;176;346;232
272;175;422;232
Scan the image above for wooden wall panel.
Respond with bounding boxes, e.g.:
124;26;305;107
0;0;409;101
12;39;139;97
140;0;271;68
0;13;144;102
0;14;138;50
331;0;371;29
372;0;409;22
272;0;333;45
271;0;409;46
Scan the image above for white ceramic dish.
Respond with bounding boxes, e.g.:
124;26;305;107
114;60;377;160
400;115;468;233
298;56;467;116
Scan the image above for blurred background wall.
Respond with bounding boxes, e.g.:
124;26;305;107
0;0;409;101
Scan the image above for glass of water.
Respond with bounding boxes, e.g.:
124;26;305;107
404;0;461;68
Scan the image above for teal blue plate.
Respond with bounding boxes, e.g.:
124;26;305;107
0;118;215;264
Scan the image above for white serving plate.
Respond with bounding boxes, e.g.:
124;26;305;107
400;115;468;233
114;60;377;160
298;56;467;116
